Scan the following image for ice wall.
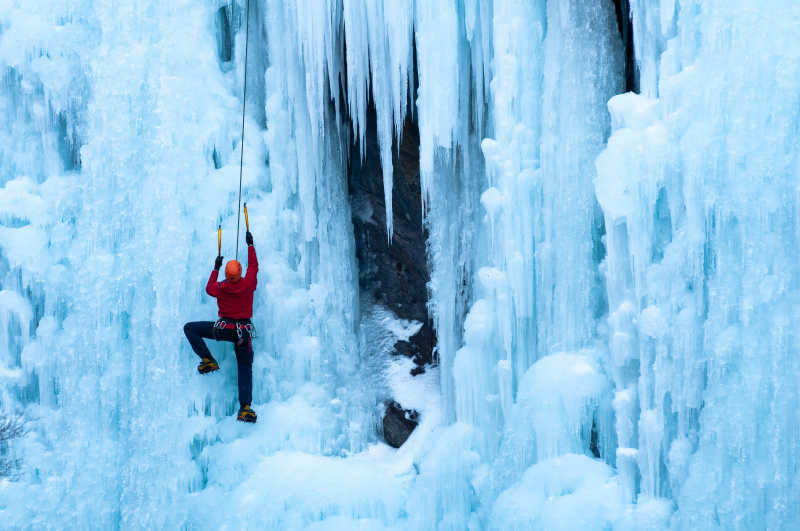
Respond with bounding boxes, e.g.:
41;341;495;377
1;2;244;527
1;0;799;529
0;0;365;527
458;0;618;450
597;0;800;527
448;2;629;528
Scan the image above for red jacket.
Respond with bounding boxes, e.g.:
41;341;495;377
206;245;258;319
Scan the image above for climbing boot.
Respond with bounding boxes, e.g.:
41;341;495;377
197;357;219;374
237;404;257;423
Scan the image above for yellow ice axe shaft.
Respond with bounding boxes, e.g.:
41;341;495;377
244;203;249;232
217;225;222;256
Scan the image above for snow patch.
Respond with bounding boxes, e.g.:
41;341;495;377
490;454;624;530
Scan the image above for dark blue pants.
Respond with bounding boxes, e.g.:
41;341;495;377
183;321;253;407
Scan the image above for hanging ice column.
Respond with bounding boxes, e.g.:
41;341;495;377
454;0;546;458
342;0;414;241
435;1;628;527
260;0;370;452
455;0;623;462
415;0;490;424
596;0;800;525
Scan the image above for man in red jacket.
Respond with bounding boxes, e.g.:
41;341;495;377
184;230;258;423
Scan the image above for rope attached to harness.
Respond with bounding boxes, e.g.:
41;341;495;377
235;0;251;261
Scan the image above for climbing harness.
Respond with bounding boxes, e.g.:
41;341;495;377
235;0;251;261
214;318;257;348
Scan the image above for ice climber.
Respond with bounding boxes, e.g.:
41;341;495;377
183;230;258;423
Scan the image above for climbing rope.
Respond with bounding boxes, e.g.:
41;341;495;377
235;0;251;260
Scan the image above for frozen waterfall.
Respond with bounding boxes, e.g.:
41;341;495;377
1;0;799;529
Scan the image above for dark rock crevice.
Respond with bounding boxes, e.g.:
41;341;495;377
218;1;268;127
612;0;638;93
56;111;81;171
215;6;233;63
341;34;430;447
348;101;436;374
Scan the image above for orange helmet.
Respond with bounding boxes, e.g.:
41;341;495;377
225;260;242;282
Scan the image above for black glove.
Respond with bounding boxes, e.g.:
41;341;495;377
214;256;223;270
246;231;253;246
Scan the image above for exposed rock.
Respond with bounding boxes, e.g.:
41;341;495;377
611;0;638;92
382;401;419;448
348;104;436;371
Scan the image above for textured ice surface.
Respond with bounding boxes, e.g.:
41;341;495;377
597;2;800;527
2;0;800;529
490;454;624;531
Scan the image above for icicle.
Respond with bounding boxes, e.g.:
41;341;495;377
383;0;414;140
341;0;415;241
342;0;370;158
414;0;459;206
365;0;395;242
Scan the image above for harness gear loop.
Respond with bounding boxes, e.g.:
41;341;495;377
213;318;256;347
235;0;251;261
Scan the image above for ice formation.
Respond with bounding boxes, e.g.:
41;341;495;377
1;0;799;529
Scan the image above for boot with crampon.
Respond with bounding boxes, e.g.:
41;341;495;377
237;404;257;423
197;357;220;374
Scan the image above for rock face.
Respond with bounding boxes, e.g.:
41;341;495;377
382;401;419;448
611;0;637;92
348;105;436;371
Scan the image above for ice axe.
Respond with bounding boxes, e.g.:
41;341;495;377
217;225;222;256
244;203;249;232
